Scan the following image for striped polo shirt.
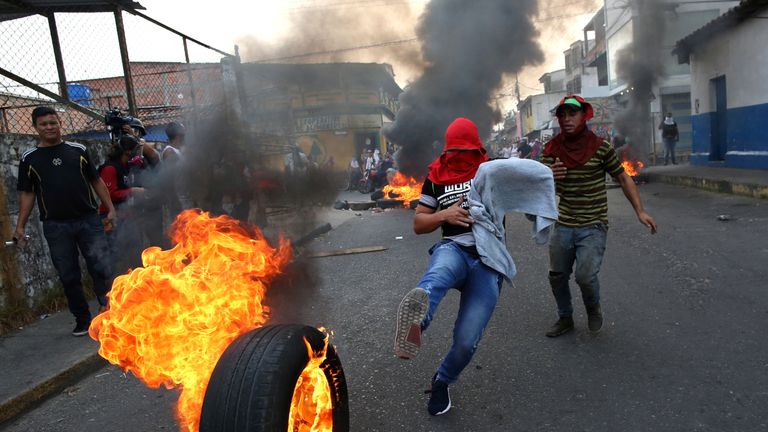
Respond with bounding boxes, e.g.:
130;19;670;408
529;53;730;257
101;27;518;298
541;141;624;227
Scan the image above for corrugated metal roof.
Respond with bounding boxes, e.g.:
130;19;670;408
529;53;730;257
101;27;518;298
0;0;144;21
673;0;768;63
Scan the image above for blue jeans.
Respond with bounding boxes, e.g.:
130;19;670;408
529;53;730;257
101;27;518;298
43;213;113;324
418;240;503;385
548;223;607;317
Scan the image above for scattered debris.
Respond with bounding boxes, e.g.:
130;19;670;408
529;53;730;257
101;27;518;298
395;236;404;240
333;200;350;210
349;201;375;211
308;245;387;258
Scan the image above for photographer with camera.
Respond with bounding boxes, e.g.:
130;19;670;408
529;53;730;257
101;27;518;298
15;107;115;336
105;109;160;168
98;135;148;270
105;109;166;251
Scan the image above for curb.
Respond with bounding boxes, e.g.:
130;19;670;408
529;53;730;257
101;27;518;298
642;172;768;199
0;352;106;426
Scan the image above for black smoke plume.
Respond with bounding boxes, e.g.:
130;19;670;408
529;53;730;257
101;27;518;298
614;0;666;161
384;0;544;177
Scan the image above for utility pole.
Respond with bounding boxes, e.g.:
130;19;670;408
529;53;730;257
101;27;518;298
515;74;521;104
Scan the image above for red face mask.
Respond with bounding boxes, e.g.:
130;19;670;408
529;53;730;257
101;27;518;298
428;118;489;185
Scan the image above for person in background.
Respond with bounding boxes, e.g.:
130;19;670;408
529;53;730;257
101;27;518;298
658;112;679;165
517;139;532;159
530;139;543;161
162;121;185;162
14;106;115;336
99;135;147;270
541;95;658;338
347;157;361;191
161;121;193;213
120;120;164;249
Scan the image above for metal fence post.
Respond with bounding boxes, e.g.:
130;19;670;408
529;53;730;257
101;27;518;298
183;37;198;110
114;6;137;116
46;12;69;102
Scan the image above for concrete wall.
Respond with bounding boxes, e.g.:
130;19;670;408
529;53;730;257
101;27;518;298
688;12;768;169
0;134;111;312
521;92;566;138
604;0;737;92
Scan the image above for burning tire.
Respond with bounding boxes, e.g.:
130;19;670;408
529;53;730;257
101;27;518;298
200;324;349;432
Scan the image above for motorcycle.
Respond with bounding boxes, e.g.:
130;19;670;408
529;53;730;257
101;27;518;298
357;167;379;194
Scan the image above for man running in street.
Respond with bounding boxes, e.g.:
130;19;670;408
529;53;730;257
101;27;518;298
541;95;658;337
394;118;500;416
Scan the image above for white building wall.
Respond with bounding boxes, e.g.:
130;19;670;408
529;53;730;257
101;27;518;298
604;0;738;94
690;16;768;112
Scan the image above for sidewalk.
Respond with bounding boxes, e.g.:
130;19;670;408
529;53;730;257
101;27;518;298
641;163;768;199
0;301;105;425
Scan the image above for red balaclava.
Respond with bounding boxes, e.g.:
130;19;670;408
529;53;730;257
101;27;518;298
543;95;602;169
428;117;488;185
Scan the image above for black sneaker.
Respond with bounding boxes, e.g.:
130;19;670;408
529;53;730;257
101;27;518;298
586;304;603;333
72;321;90;337
394;288;429;359
545;316;574;338
426;376;451;416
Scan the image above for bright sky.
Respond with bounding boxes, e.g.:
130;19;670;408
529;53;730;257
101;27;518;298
0;0;599;113
132;0;600;110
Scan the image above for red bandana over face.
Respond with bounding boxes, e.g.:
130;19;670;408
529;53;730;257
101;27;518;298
428;118;488;185
543;95;602;169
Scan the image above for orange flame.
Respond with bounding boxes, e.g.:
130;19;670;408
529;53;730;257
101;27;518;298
622;159;645;177
382;172;422;202
90;209;292;432
288;332;333;432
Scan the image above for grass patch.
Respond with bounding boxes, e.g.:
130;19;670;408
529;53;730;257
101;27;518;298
0;284;68;336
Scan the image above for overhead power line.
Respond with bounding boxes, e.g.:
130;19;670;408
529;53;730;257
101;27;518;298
253;9;601;63
254;38;419;63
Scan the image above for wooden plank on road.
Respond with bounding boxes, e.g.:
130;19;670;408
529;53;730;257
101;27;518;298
308;245;387;258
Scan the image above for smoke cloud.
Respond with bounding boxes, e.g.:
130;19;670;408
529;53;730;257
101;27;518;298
614;0;666;161
237;2;426;79
383;0;545;177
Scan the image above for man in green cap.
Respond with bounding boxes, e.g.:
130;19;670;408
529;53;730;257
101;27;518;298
541;95;658;337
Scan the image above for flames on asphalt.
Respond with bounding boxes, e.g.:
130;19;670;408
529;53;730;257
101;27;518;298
622;158;645;177
382;172;422;202
89;209;299;432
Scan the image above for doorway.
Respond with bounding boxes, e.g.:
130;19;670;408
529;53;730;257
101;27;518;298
710;76;727;161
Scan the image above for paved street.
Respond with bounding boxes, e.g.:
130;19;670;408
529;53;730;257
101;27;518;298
4;182;768;432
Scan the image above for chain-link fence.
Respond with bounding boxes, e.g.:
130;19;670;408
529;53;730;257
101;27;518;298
0;4;233;142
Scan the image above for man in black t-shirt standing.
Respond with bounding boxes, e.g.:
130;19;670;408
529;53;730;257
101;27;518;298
14;107;117;337
394;118;501;416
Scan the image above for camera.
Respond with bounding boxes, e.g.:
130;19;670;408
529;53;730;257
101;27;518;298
105;108;146;140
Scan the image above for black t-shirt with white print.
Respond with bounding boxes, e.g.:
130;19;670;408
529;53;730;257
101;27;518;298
17;141;99;221
418;178;475;246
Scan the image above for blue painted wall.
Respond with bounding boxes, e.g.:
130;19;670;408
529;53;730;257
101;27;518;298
690;102;768;170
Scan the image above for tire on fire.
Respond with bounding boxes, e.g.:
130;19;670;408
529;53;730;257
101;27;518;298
200;324;349;432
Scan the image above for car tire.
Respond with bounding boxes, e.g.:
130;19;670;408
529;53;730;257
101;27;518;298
200;324;349;432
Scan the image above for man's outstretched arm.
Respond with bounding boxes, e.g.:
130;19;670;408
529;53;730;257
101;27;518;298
615;172;658;234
